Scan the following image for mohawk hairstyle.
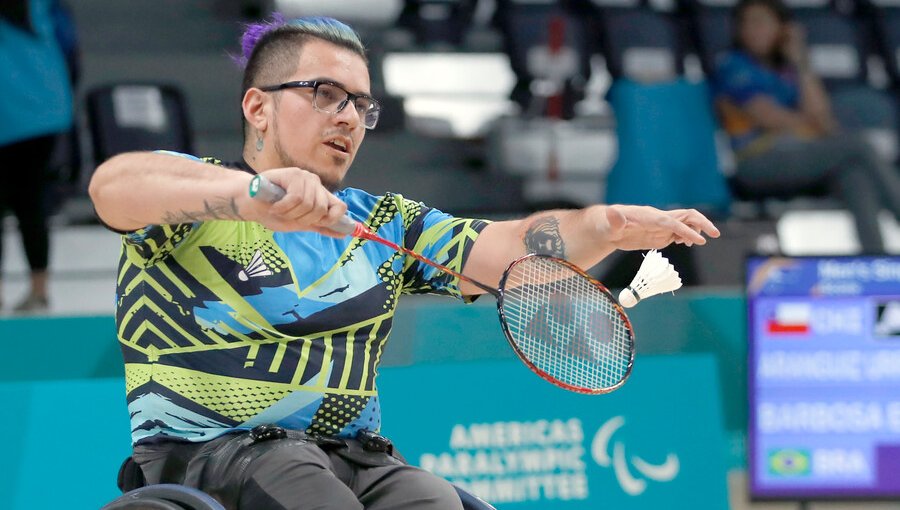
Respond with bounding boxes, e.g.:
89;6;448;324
236;14;367;137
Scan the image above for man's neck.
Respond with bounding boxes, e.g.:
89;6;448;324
242;147;275;174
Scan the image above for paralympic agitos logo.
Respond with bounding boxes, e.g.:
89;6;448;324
591;416;680;496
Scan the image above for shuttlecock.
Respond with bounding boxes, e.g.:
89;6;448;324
618;250;682;308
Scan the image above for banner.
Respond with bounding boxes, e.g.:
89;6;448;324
378;355;729;509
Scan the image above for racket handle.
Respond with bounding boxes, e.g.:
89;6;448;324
249;173;286;202
331;215;360;236
248;174;360;237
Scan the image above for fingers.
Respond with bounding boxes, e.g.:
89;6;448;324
674;209;721;239
322;196;349;230
261;168;349;234
314;195;350;238
603;205;716;251
269;171;322;218
662;214;706;246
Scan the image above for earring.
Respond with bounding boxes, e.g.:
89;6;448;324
256;134;264;152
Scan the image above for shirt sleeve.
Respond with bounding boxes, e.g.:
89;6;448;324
397;196;490;300
120;151;213;267
122;223;195;267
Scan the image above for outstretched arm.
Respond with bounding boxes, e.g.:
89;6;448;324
88;151;347;235
459;205;720;295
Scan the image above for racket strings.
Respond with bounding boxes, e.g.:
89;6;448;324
502;257;633;391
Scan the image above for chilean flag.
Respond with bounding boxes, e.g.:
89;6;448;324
767;303;811;335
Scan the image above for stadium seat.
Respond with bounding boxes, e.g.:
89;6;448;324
398;0;479;48
273;0;404;29
380;51;516;137
588;0;686;82
85;83;193;164
792;4;868;91
680;0;733;77
494;0;593;118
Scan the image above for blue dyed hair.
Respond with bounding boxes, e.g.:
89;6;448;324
238;14;367;135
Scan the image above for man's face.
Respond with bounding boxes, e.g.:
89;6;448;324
267;39;371;191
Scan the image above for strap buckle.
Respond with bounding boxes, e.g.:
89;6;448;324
249;424;287;444
357;429;393;455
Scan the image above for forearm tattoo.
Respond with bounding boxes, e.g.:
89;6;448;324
161;197;244;224
524;216;567;258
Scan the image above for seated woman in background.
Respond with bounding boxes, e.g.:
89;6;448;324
715;0;900;253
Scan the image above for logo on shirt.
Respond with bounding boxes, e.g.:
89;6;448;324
238;250;273;281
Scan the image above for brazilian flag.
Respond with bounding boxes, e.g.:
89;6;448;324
768;449;811;476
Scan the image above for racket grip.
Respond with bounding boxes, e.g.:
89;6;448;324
248;174;360;237
248;174;286;203
330;215;359;236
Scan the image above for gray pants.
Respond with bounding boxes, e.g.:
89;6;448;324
134;434;464;510
736;133;900;252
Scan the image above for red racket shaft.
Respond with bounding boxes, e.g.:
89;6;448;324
249;174;498;296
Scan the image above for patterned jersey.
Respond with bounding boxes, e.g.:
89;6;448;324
117;155;489;445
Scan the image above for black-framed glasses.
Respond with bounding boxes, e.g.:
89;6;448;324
259;80;381;130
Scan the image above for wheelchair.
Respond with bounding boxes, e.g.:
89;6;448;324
102;453;495;510
102;483;496;510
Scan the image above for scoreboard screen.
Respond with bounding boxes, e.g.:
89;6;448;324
747;256;900;499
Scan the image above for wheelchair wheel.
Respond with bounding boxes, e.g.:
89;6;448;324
101;498;187;510
101;484;225;510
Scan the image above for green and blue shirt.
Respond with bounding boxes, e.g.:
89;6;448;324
117;154;488;445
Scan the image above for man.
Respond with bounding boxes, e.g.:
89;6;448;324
89;15;719;510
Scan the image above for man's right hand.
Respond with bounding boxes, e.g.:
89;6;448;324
240;167;349;237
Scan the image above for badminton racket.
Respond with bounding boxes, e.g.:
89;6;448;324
250;174;635;394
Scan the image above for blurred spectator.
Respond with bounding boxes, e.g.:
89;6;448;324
0;0;75;313
715;0;900;253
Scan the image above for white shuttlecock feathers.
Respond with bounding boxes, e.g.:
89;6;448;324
618;250;682;308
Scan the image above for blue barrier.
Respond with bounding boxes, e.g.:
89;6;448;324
0;292;746;508
0;315;122;381
0;378;132;509
1;357;729;510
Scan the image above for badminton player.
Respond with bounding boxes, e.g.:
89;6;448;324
89;14;719;510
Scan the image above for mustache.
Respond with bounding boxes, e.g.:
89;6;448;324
322;128;353;139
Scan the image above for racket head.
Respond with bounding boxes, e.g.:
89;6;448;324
496;254;635;394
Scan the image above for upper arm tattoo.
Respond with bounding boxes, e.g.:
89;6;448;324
161;196;244;224
524;215;566;258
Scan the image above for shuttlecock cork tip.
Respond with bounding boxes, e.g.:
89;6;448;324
619;287;639;308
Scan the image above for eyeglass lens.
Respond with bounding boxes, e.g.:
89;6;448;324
314;82;379;128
